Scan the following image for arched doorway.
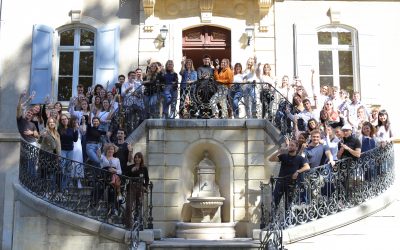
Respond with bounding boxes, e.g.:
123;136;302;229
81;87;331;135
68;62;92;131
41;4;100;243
182;26;231;69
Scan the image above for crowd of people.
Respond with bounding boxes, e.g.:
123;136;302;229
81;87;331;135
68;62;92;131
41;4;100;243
16;53;394;219
269;89;393;209
113;55;301;120
16;87;149;227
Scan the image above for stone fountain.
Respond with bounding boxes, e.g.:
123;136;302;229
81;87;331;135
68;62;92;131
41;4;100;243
188;151;225;223
176;151;235;239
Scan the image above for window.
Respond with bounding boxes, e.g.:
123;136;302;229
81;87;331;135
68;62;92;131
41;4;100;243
30;24;119;104
57;28;95;101
317;27;358;94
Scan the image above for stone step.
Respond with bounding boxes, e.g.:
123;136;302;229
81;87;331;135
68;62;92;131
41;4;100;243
148;238;260;250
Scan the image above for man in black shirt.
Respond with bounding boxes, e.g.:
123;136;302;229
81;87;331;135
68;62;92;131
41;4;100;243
338;124;361;159
86;117;106;167
196;54;215;118
337;124;361;200
269;140;310;209
17;91;40;178
114;129;133;175
114;74;125;95
17;92;39;144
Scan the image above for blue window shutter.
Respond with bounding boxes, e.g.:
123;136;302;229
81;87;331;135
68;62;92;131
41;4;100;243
296;26;318;80
359;32;377;104
30;24;54;104
95;24;120;91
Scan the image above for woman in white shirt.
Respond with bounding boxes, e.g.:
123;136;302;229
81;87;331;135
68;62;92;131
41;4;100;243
99;143;122;212
95;99;115;132
242;57;259;118
258;63;276;120
376;109;394;146
276;75;292;101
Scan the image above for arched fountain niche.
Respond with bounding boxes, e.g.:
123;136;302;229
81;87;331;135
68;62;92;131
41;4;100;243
177;139;236;239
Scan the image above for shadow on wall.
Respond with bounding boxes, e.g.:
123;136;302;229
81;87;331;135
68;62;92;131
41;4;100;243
84;0;138;40
1;38;33;133
117;0;140;25
181;139;234;223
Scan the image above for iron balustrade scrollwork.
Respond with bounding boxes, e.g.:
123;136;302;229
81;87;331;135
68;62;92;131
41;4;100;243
147;181;154;229
259;143;395;249
259;182;285;250
109;81;294;139
19;139;153;248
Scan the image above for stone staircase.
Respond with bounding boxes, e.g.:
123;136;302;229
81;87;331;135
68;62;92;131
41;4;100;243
59;185;126;227
148;238;260;250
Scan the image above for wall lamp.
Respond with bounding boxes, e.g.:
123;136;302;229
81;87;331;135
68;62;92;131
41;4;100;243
245;26;254;46
160;25;168;47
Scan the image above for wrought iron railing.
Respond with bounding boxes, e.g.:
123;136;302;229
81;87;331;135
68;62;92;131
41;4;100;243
110;81;294;138
18;139;153;248
259;143;395;249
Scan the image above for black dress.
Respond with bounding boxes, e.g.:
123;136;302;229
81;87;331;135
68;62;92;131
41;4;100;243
124;165;149;228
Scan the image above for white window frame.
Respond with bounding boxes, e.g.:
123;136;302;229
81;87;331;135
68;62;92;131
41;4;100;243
55;24;96;102
317;26;359;93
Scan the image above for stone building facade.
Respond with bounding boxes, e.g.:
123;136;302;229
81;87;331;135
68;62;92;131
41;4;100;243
1;0;399;248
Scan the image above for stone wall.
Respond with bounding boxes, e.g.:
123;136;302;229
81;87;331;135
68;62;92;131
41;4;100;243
12;183;129;250
129;119;280;238
0;135;21;250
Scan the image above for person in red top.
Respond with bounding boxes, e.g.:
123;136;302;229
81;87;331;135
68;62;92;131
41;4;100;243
211;58;233;118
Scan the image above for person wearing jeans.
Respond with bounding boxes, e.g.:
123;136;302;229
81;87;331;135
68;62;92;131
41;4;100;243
242;57;259;118
58;114;78;191
143;62;165;118
162;60;179;119
211;58;233;118
179;57;197;118
231;63;244;118
86;117;106;167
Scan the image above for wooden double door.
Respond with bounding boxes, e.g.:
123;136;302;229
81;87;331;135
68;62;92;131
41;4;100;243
182;26;231;69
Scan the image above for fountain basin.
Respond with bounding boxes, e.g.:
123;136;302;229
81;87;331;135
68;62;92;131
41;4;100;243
176;222;236;239
187;197;225;209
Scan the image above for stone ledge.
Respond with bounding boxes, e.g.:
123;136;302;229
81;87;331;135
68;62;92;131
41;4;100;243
176;222;236;240
0;133;21;142
139;229;154;243
254;184;398;243
150;237;260;248
264;121;280;144
126;120;147;144
153;228;162;239
126;119;281;145
13;182;126;243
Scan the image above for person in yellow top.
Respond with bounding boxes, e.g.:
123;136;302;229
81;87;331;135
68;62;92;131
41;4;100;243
211;58;233;118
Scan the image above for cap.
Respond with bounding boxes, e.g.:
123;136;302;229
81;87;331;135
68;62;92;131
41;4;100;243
341;124;353;131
